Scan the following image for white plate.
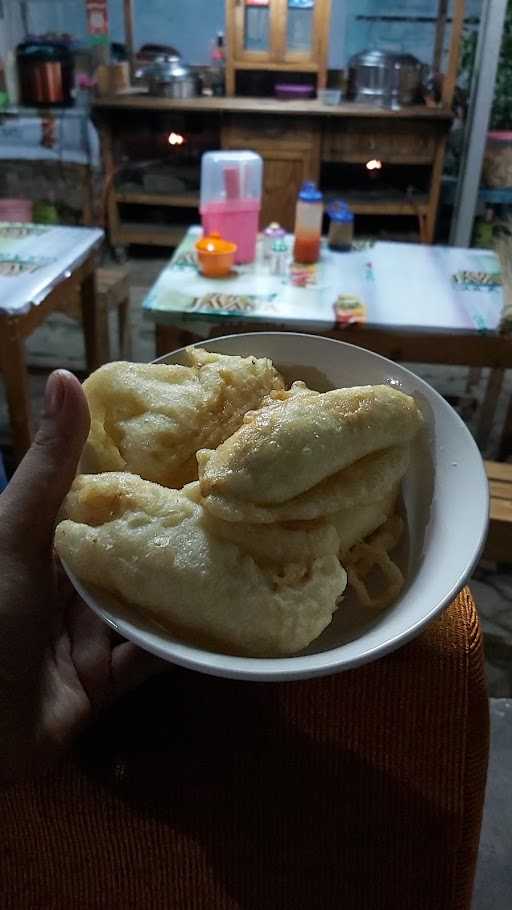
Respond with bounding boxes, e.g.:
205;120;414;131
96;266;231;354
66;332;489;681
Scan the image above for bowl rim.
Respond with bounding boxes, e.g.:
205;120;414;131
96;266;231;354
72;331;489;682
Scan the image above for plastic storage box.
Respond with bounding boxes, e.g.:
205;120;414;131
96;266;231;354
200;150;262;263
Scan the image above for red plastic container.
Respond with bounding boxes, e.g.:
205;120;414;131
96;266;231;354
0;198;33;222
200;151;263;264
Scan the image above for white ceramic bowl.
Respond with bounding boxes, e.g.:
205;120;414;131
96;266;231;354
67;332;489;681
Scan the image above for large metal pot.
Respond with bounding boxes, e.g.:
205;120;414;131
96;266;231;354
17;39;74;106
139;55;199;98
348;49;423;108
348;49;394;106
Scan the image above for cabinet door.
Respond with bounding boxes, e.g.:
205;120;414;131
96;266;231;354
230;0;277;63
258;150;308;228
224;143;316;229
282;0;331;67
222;117;320;230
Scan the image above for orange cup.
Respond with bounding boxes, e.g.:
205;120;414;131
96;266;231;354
195;232;237;278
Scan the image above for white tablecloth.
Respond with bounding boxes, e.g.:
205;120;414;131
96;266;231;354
144;227;504;334
0;223;103;315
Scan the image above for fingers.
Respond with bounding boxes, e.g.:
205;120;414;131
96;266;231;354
112;642;171;700
67;594;170;712
0;370;90;555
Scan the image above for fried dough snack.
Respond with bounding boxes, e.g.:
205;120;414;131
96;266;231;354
194;382;421;614
199;445;408;524
55;473;347;657
344;516;405;610
81;347;284;488
331;487;399;557
198;384;422;506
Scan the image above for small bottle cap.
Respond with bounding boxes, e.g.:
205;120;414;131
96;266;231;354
328;200;354;222
299;182;323;203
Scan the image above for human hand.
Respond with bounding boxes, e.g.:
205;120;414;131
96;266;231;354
0;370;164;784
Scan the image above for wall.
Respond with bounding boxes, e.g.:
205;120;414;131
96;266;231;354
0;0;24;59
342;0;483;68
0;0;483;69
105;0;483;67
108;0;223;63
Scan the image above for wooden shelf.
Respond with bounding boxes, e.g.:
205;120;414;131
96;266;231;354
115;191;199;208
342;195;428;216
93;95;453;122
116;222;187;247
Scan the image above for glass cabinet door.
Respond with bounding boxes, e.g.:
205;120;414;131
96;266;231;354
232;0;325;66
286;0;315;55
244;0;271;53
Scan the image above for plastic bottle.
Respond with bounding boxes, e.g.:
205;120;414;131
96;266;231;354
328;200;354;251
293;182;323;264
211;31;225;63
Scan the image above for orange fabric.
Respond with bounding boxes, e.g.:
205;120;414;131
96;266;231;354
0;589;489;909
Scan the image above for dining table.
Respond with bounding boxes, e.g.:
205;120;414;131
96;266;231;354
0;221;104;459
144;226;512;454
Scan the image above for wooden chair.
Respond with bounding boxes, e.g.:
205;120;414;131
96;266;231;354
484;460;512;561
95;266;132;362
61;265;131;365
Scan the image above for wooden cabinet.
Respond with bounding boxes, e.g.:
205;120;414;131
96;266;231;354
222;114;320;229
322;119;442;166
225;0;332;95
94;95;453;249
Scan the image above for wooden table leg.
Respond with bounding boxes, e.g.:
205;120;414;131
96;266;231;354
81;268;109;372
476;367;504;449
155;324;199;359
118;295;133;360
498;388;512;460
0;317;32;460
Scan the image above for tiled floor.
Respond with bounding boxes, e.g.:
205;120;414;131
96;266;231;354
473;699;512;909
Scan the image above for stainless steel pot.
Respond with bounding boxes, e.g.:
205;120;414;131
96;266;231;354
348;49;423;108
348;49;394;106
138;55;199;99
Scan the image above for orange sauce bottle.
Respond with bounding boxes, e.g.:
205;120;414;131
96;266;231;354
293;182;324;264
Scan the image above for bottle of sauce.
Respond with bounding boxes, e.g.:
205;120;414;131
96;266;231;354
293;182;323;264
328;200;354;252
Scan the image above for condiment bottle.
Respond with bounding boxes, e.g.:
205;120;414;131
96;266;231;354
269;236;288;275
328;201;354;252
293;182;323;264
263;222;286;260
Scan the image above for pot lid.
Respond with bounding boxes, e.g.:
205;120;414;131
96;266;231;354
348;49;394;67
195;232;237;254
392;53;421;67
148;55;192;81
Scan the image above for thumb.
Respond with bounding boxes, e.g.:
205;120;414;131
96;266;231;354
0;370;90;553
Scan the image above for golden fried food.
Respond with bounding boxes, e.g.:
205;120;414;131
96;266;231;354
330;487;399;557
195;506;340;567
199;446;408;524
55;473;347;657
344;516;405;610
198;384;423;505
81;348;284;488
